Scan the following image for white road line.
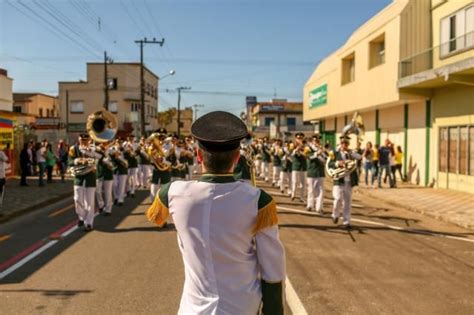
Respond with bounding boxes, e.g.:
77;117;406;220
286;276;308;315
0;240;58;280
277;206;474;244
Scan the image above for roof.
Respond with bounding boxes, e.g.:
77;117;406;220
87;62;160;80
13;93;58;101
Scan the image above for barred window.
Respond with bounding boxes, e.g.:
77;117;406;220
439;125;474;176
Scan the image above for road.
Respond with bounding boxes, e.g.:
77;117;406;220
0;180;473;314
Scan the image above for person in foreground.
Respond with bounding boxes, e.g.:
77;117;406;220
146;111;286;315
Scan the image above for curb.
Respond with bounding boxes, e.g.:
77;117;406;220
357;189;474;231
0;192;73;225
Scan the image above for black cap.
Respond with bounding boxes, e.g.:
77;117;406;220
295;132;305;139
79;133;90;140
312;134;322;140
191;111;248;152
339;135;351;141
155;127;167;135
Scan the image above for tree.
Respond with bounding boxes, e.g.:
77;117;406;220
157;108;177;127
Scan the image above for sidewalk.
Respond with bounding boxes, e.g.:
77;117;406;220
0;176;73;224
357;183;474;230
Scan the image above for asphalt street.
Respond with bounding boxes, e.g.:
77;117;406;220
0;180;473;314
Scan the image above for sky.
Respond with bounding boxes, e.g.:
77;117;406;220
0;0;392;117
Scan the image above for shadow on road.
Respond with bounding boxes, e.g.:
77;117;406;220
0;288;93;298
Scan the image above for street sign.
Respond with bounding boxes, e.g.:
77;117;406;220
261;104;284;111
309;84;327;108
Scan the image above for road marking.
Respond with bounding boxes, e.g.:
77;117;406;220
286;276;308;315
277;206;474;244
48;204;74;217
0;234;11;243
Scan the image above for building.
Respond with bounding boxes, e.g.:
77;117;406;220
157;107;193;136
303;0;474;194
13;93;59;125
58;62;159;143
0;69;13;111
248;98;314;139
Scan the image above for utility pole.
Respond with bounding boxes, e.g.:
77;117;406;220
134;37;165;136
103;51;113;110
176;86;191;138
193;104;204;122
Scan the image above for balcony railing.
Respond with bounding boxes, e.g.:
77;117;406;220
399;31;474;78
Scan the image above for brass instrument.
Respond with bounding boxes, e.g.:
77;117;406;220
67;110;118;176
147;133;172;171
325;112;364;180
241;138;257;186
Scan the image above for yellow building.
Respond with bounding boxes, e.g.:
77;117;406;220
59;62;159;143
157;107;194;136
304;0;474;194
0;69;13;111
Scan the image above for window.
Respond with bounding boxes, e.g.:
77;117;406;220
264;117;275;127
39;108;43;117
341;52;355;85
46;109;50;117
70;101;84;113
287;117;296;126
369;33;385;68
109;101;118;113
131;103;140;112
13;106;22;113
439;125;474;176
107;78;118;90
440;5;474;57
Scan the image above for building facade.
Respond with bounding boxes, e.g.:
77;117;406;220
157;107;194;136
248;99;314;139
58;63;159;143
0;69;13;111
303;0;474;193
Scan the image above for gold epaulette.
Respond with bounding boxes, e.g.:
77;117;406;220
68;146;76;158
252;200;278;235
146;195;169;227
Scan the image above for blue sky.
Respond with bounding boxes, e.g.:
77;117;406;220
0;0;391;116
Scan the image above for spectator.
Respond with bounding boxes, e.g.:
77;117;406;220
45;144;56;183
394;145;405;182
363;141;375;187
57;140;68;183
373;143;380;181
31;141;38;176
0;146;8;203
386;143;397;188
378;139;394;188
20;143;30;186
36;142;46;186
355;141;363;179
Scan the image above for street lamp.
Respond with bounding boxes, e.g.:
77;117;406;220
160;69;176;81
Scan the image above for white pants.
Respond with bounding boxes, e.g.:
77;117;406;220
280;171;291;194
114;174;127;203
128;167;138;194
272;166;281;185
255;160;262;175
291;171;306;199
261;162;269;181
332;182;353;225
138;164;151;188
307;177;324;212
74;185;96;227
96;179;113;213
186;165;193;180
150;182;160;203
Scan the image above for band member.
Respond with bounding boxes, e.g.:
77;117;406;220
305;134;326;213
185;136;195;180
96;142;114;215
149;128;172;202
170;137;187;181
280;141;292;195
328;135;361;228
124;136;139;197
271;139;283;187
260;137;271;182
111;140;128;206
234;134;254;185
68;134;100;231
146;111;285;314
291;133;307;202
137;136;151;189
254;139;262;178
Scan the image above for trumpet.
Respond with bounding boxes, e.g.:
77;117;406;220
147;133;172;171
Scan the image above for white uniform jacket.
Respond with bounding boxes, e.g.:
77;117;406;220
146;174;286;315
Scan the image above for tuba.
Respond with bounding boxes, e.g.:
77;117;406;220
147;133;172;171
325;112;364;180
67;110;117;176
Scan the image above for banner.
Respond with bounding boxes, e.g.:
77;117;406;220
309;84;327;108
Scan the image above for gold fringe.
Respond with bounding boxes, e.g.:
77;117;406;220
252;200;278;234
146;196;169;227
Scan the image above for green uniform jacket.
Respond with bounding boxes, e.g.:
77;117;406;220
124;151;138;168
306;153;325;178
112;154;128;175
97;159;114;181
328;150;359;186
272;149;283;167
262;145;271;163
233;155;252;181
291;152;307;172
68;145;97;187
151;168;171;185
137;151;150;165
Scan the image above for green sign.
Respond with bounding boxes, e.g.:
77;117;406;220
68;123;86;132
309;84;327;108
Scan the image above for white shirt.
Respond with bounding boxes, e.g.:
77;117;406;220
152;176;286;315
0;151;8;178
36;147;46;163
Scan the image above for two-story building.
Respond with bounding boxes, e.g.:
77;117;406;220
157;107;194;136
58;62;159;143
304;0;474;193
0;69;13;111
249;99;314;139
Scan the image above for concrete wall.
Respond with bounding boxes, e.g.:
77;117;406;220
0;74;13;111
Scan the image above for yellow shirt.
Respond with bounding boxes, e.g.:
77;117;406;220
372;148;379;161
395;152;403;164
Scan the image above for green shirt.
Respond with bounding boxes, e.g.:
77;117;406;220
291;152;307;171
233;155;252;181
68;145;97;187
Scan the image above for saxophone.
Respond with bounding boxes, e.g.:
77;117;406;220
147;133;172;171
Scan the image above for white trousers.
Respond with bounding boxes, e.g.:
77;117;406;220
261;162;269;181
272;166;281;185
74;186;96;226
332;182;352;225
127;167;138;194
186;165;193;180
138;164;151;188
255;160;262;175
291;171;306;199
114;174;127;203
96;179;113;213
150;182;160;203
307;177;324;211
280;171;292;193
